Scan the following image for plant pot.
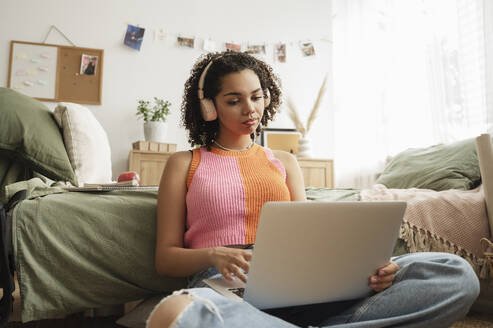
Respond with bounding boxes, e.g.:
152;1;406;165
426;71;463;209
144;121;167;142
297;136;312;158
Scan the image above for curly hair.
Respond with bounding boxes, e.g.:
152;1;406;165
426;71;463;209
181;51;282;148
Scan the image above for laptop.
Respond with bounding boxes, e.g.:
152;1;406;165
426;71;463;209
203;201;406;309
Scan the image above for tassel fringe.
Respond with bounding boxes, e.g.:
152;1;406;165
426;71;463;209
400;222;493;280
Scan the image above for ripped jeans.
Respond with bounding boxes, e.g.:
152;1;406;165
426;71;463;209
148;252;479;328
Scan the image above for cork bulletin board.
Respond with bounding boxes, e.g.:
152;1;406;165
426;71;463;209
8;40;104;104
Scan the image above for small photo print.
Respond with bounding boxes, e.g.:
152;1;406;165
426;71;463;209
124;24;145;51
177;37;195;48
300;42;315;57
203;39;217;52
80;54;98;75
274;43;286;63
246;45;266;55
225;43;241;52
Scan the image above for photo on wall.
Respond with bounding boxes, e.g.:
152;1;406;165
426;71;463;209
80;54;98;75
275;43;286;63
203;39;217;52
177;37;195;48
225;43;241;52
246;44;266;55
124;24;145;51
300;41;315;57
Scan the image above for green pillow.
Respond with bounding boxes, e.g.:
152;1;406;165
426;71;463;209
375;138;480;191
0;88;77;185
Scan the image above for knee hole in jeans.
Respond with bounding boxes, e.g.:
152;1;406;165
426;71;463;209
147;294;193;328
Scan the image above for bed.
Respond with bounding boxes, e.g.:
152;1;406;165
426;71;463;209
1;87;492;326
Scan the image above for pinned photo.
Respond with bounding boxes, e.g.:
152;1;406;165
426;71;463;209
225;43;241;52
300;42;315;57
177;37;195;48
154;28;167;41
203;39;217;52
246;45;266;55
275;43;286;63
124;24;145;51
80;54;98;75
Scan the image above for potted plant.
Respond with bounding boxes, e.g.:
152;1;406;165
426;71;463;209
136;97;171;142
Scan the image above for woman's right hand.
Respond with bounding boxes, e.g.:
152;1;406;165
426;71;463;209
208;247;252;283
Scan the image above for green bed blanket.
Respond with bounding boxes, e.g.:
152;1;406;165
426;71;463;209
9;182;406;322
11;184;185;322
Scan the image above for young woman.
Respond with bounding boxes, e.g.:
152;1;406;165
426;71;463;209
148;51;479;328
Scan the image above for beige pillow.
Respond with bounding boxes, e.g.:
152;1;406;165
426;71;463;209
53;102;112;186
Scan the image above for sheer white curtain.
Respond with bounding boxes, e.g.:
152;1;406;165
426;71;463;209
332;0;488;188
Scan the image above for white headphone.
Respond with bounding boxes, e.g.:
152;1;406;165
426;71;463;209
197;57;271;121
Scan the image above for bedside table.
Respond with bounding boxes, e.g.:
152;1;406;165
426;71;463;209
129;147;333;188
129;150;174;186
297;158;334;188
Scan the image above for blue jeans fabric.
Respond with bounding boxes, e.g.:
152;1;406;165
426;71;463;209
169;252;479;328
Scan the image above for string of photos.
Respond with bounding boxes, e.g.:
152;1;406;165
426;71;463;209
123;24;331;63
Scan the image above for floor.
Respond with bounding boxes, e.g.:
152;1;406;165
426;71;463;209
6;310;493;328
452;311;493;328
7;314;125;328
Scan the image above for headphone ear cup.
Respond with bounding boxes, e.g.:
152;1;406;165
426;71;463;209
200;99;217;121
264;88;271;108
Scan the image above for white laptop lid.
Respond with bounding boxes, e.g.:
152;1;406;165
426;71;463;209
243;201;406;309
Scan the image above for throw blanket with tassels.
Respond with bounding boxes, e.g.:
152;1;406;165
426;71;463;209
361;184;492;278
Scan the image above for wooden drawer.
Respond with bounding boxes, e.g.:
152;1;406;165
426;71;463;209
128;150;173;186
297;158;334;188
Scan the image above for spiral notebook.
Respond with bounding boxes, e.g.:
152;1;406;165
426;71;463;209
63;180;158;192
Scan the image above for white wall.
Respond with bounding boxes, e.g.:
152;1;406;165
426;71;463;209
0;0;333;179
484;0;493;133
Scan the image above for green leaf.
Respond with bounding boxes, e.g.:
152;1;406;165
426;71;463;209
136;97;171;122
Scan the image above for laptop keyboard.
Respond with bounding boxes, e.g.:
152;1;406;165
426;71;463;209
228;287;245;298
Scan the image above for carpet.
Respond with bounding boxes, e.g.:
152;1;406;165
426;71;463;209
452;312;493;328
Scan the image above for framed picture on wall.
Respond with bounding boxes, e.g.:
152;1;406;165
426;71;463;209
8;40;104;104
260;128;301;154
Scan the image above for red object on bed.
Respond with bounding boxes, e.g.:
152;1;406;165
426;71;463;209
117;171;141;185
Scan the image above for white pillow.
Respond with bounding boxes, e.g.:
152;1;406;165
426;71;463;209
53;102;112;186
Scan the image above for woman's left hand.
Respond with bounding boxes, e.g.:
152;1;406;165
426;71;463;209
368;261;399;292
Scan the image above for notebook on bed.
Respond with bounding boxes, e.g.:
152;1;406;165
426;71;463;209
203;201;407;309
